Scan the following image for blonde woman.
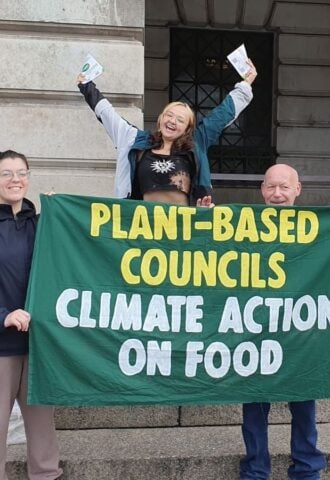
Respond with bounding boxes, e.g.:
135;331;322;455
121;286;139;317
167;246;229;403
77;60;257;206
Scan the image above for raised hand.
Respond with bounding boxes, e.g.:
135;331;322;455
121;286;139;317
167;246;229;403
196;196;215;208
244;59;257;85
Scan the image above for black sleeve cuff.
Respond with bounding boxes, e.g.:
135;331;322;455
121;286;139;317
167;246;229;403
78;81;105;111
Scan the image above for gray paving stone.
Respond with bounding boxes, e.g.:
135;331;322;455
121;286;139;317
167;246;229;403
55;405;179;429
6;424;330;479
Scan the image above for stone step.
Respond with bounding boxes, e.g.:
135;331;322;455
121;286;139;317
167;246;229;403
54;400;330;429
6;424;330;479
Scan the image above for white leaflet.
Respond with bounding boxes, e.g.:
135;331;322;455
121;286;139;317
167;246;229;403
227;44;249;79
80;54;104;83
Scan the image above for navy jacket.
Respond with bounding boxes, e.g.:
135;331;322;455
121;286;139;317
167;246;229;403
0;199;37;356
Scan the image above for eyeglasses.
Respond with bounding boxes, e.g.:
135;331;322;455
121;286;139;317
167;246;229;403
0;170;31;180
163;111;188;125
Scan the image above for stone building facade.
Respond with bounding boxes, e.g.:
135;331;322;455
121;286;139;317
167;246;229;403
0;0;329;208
145;0;330;205
3;5;330;478
0;0;144;209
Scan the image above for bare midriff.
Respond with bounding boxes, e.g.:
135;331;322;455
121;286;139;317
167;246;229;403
143;190;189;205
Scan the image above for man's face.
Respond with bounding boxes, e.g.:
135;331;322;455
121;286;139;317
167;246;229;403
261;165;301;206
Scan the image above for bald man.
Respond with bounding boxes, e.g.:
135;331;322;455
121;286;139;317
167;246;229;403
239;164;326;480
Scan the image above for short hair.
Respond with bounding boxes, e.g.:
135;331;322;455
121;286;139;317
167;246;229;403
0;150;29;169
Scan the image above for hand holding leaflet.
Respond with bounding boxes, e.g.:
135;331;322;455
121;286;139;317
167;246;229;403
227;44;250;79
80;54;104;84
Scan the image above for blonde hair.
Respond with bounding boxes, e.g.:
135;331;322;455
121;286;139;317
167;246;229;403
157;101;196;133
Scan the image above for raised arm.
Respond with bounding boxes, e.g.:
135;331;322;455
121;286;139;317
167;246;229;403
77;77;141;197
195;59;257;148
77;78;138;151
228;59;257;121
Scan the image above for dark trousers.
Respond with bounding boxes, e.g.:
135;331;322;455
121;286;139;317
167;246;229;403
239;401;326;480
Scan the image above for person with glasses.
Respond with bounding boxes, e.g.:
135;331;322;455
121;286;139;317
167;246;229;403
0;150;62;480
77;60;257;206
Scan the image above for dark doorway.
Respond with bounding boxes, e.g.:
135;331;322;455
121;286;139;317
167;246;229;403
170;28;276;182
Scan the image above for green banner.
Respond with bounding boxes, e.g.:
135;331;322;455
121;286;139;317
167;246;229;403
27;194;330;406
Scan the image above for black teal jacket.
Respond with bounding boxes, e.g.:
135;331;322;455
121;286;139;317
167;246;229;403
79;80;253;204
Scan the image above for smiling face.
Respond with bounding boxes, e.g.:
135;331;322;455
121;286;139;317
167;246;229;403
0;156;30;214
158;103;194;143
261;164;301;206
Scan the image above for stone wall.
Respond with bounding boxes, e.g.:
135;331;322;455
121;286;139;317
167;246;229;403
0;0;144;209
145;0;330;205
2;1;329;206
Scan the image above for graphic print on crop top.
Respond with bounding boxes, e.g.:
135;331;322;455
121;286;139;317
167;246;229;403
137;150;194;196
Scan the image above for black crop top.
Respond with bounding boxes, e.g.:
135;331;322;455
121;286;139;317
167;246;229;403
136;150;194;196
